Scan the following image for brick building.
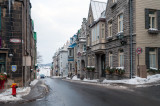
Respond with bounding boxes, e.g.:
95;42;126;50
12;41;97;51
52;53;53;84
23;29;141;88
0;0;37;87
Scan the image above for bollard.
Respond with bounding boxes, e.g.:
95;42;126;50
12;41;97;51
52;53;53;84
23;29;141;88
11;83;18;97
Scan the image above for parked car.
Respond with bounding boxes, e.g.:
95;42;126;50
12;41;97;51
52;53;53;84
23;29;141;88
40;74;45;79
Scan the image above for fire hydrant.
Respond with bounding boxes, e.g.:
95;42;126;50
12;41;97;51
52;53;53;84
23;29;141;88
11;83;18;97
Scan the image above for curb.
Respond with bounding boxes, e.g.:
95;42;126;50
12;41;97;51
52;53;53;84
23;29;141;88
63;78;160;89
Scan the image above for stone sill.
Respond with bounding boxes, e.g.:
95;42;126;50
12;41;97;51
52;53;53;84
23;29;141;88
106;36;113;41
148;29;160;34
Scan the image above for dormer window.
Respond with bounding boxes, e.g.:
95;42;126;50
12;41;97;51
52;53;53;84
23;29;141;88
113;0;117;3
111;0;117;8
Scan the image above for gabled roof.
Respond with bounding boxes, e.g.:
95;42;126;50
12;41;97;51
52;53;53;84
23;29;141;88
91;0;107;21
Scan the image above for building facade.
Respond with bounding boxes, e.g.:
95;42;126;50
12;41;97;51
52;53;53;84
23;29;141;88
59;41;69;77
76;18;87;78
0;0;37;87
86;0;107;79
68;34;77;77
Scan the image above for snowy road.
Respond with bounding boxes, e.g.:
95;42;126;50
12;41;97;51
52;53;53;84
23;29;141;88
2;78;160;106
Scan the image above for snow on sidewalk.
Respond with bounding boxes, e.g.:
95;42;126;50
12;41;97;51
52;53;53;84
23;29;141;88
52;76;62;79
69;74;160;85
30;79;39;86
103;74;160;85
0;87;30;102
72;76;80;81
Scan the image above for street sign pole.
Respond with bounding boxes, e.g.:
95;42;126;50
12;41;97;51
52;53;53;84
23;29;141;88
138;54;140;77
136;47;142;77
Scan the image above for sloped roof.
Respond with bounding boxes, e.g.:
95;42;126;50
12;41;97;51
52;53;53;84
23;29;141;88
91;0;107;21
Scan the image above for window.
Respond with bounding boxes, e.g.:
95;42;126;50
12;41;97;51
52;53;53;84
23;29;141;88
119;50;124;67
101;24;104;39
69;50;72;56
83;45;86;51
109;52;113;68
108;21;112;37
149;48;157;68
97;24;99;40
149;10;156;29
118;14;123;32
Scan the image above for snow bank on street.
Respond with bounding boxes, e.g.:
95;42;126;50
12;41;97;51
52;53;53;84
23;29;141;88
52;76;62;79
83;78;98;83
72;76;80;81
30;79;39;86
103;74;160;85
0;87;31;102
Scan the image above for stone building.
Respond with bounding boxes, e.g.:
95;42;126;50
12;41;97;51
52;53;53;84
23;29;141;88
52;52;58;76
76;18;87;78
68;34;77;77
0;0;37;87
105;0;136;78
59;41;69;77
105;0;160;78
86;0;107;79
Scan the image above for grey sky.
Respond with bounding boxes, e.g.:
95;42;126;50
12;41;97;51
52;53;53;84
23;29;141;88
31;0;107;64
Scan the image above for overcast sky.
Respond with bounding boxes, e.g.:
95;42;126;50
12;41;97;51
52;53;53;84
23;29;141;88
31;0;107;64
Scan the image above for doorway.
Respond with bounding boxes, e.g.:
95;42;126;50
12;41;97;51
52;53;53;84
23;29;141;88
101;54;106;77
0;53;6;73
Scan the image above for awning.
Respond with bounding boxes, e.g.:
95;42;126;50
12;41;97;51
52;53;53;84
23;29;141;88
69;43;76;48
68;59;74;61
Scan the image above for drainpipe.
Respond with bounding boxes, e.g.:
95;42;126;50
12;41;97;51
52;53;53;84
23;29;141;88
130;0;133;79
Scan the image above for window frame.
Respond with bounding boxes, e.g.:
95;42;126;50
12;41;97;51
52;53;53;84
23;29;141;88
109;52;113;68
149;10;157;29
118;14;123;33
108;21;112;37
119;50;124;67
149;49;157;69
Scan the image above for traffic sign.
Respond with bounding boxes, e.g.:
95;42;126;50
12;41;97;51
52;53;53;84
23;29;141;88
10;39;21;43
136;48;143;54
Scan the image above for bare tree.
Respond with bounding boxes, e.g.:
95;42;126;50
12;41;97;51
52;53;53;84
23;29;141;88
37;51;43;64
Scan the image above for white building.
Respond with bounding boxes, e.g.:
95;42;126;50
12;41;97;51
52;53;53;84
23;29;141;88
59;41;70;77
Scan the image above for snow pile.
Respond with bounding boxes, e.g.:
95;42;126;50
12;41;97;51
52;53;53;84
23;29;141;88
0;87;31;102
66;77;71;80
30;79;39;86
52;76;62;79
83;78;98;83
103;74;160;85
72;76;80;81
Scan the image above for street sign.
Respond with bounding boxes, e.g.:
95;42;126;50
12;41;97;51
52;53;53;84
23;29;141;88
136;48;143;54
10;39;21;43
12;65;17;72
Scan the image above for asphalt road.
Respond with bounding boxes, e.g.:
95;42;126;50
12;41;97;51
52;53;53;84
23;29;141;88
3;78;160;106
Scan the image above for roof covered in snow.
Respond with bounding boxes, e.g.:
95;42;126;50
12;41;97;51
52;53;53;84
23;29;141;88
91;0;107;21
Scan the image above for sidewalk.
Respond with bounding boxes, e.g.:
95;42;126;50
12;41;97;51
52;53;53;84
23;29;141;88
0;79;49;104
63;74;160;89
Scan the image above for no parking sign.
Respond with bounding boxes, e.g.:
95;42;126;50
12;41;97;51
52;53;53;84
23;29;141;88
136;48;143;54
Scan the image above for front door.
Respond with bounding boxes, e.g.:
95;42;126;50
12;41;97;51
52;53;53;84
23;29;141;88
101;54;105;77
0;53;6;73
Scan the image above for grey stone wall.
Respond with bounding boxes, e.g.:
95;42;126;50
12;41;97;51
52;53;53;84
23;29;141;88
105;0;136;78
